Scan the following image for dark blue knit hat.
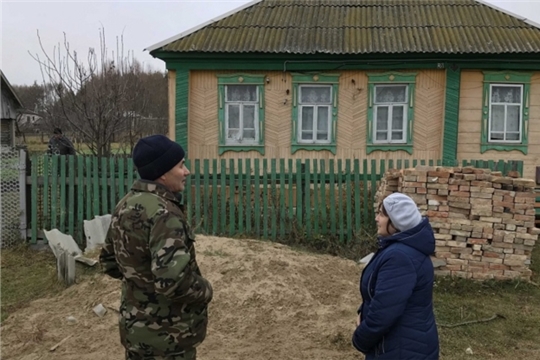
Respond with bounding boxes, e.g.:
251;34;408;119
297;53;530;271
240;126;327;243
132;135;185;180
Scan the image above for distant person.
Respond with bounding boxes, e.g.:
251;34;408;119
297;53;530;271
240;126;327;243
352;192;439;360
100;134;213;360
47;127;76;155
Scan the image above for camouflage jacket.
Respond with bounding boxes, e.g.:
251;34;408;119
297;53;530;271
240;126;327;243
99;180;213;357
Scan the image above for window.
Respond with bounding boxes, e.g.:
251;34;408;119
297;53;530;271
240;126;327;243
217;74;265;155
373;85;408;144
367;72;417;154
298;85;332;144
225;85;259;145
481;72;532;155
489;85;522;142
292;73;340;154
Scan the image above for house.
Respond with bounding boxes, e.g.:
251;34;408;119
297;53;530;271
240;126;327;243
18;109;42;127
147;0;540;180
1;70;23;148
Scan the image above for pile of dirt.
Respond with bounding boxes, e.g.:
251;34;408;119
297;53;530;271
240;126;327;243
1;235;366;360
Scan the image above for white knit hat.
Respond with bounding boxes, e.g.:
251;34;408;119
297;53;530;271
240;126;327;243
382;193;422;232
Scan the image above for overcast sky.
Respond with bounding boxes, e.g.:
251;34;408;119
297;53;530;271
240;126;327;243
2;0;540;86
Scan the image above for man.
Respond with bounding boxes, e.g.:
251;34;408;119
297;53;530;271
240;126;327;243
100;134;213;360
47;127;76;155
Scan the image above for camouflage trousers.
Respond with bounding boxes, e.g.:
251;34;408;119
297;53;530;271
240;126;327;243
125;349;196;360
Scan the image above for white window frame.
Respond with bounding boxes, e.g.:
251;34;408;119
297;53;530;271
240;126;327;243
224;85;259;146
488;84;523;143
297;84;332;144
373;84;408;144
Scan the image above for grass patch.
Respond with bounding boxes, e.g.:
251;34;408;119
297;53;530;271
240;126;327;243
0;244;99;323
434;243;540;360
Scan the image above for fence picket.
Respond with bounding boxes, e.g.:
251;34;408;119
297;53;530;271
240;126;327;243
329;159;336;235
263;159;269;239
245;159;252;235
271;159;277;241
279;159;286;238
93;157;99;217
312;160;319;236
254;159;261;236
101;157;108;215
238;159;244;235
212;159;218;235
68;156;75;236
203;159;210;233
77;156;84;240
118;158;125;199
60;156;67;233
304;160;311;239
229;159;235;236
221;159;227;234
346;159;352;242
31;155;38;243
337;159;344;243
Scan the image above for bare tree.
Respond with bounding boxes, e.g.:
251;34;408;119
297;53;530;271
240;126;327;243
31;28;150;157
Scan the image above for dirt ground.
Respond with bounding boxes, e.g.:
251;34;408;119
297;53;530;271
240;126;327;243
1;236;365;360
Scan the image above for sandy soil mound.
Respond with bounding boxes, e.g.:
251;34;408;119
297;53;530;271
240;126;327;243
1;236;365;360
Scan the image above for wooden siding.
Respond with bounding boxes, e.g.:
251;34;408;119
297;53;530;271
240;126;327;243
457;70;540;180
187;70;446;170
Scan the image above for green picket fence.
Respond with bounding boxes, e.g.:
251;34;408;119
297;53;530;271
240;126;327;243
29;155;524;245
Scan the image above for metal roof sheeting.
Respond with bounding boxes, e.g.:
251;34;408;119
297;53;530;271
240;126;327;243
157;0;540;54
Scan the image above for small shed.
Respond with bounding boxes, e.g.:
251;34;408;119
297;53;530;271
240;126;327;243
1;70;23;148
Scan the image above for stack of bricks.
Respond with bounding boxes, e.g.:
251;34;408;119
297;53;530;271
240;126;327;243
375;166;539;281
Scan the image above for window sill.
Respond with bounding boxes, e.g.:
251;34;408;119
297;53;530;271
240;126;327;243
367;144;413;155
291;144;336;155
219;145;265;156
480;143;527;155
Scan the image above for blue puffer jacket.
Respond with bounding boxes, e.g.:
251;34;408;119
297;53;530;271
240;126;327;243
352;217;439;360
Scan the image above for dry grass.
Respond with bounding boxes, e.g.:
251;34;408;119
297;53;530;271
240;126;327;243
0;244;98;323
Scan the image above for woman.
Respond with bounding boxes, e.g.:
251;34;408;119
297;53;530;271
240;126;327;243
352;192;439;359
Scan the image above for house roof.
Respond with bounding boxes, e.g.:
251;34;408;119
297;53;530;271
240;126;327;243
148;0;540;55
0;70;23;108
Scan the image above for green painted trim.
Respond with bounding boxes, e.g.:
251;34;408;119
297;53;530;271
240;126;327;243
218;145;265;156
442;65;461;165
480;144;527;155
291;73;339;154
480;71;531;155
159;57;540;72
367;72;418;83
152;50;540;63
217;74;265;151
407;83;415;145
291;145;336;155
366;72;417;152
366;145;413;155
483;71;533;84
175;70;189;147
291;73;341;83
217;73;265;85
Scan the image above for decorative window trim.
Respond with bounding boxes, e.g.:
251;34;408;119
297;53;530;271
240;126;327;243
217;74;265;155
481;71;532;155
291;73;340;155
366;72;417;155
